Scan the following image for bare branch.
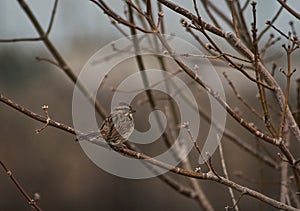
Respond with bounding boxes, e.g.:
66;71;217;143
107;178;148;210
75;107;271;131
0;161;42;211
277;0;300;20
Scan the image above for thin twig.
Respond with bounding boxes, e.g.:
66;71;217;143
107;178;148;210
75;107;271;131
200;0;222;29
0;161;42;211
260;34;281;59
266;21;300;46
280;126;290;207
235;0;252;46
192;13;274;90
251;2;277;137
110;19;129;37
279;37;299;138
90;0;154;33
241;0;250;11
219;140;239;211
229;0;240;39
35;56;60;68
225;192;246;211
277;0;300;20
258;1;284;41
181;122;212;173
223;71;263;120
45;0;58;35
289;21;298;38
35;105;51;133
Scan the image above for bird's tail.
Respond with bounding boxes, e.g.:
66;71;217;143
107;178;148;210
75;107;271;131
76;131;100;142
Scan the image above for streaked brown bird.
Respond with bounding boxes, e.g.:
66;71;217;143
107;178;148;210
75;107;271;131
78;103;135;146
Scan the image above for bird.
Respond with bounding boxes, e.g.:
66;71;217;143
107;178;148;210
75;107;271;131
77;103;135;146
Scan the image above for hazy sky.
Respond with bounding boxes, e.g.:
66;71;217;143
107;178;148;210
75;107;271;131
1;0;299;48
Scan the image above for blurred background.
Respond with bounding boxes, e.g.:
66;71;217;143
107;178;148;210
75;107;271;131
0;0;300;210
